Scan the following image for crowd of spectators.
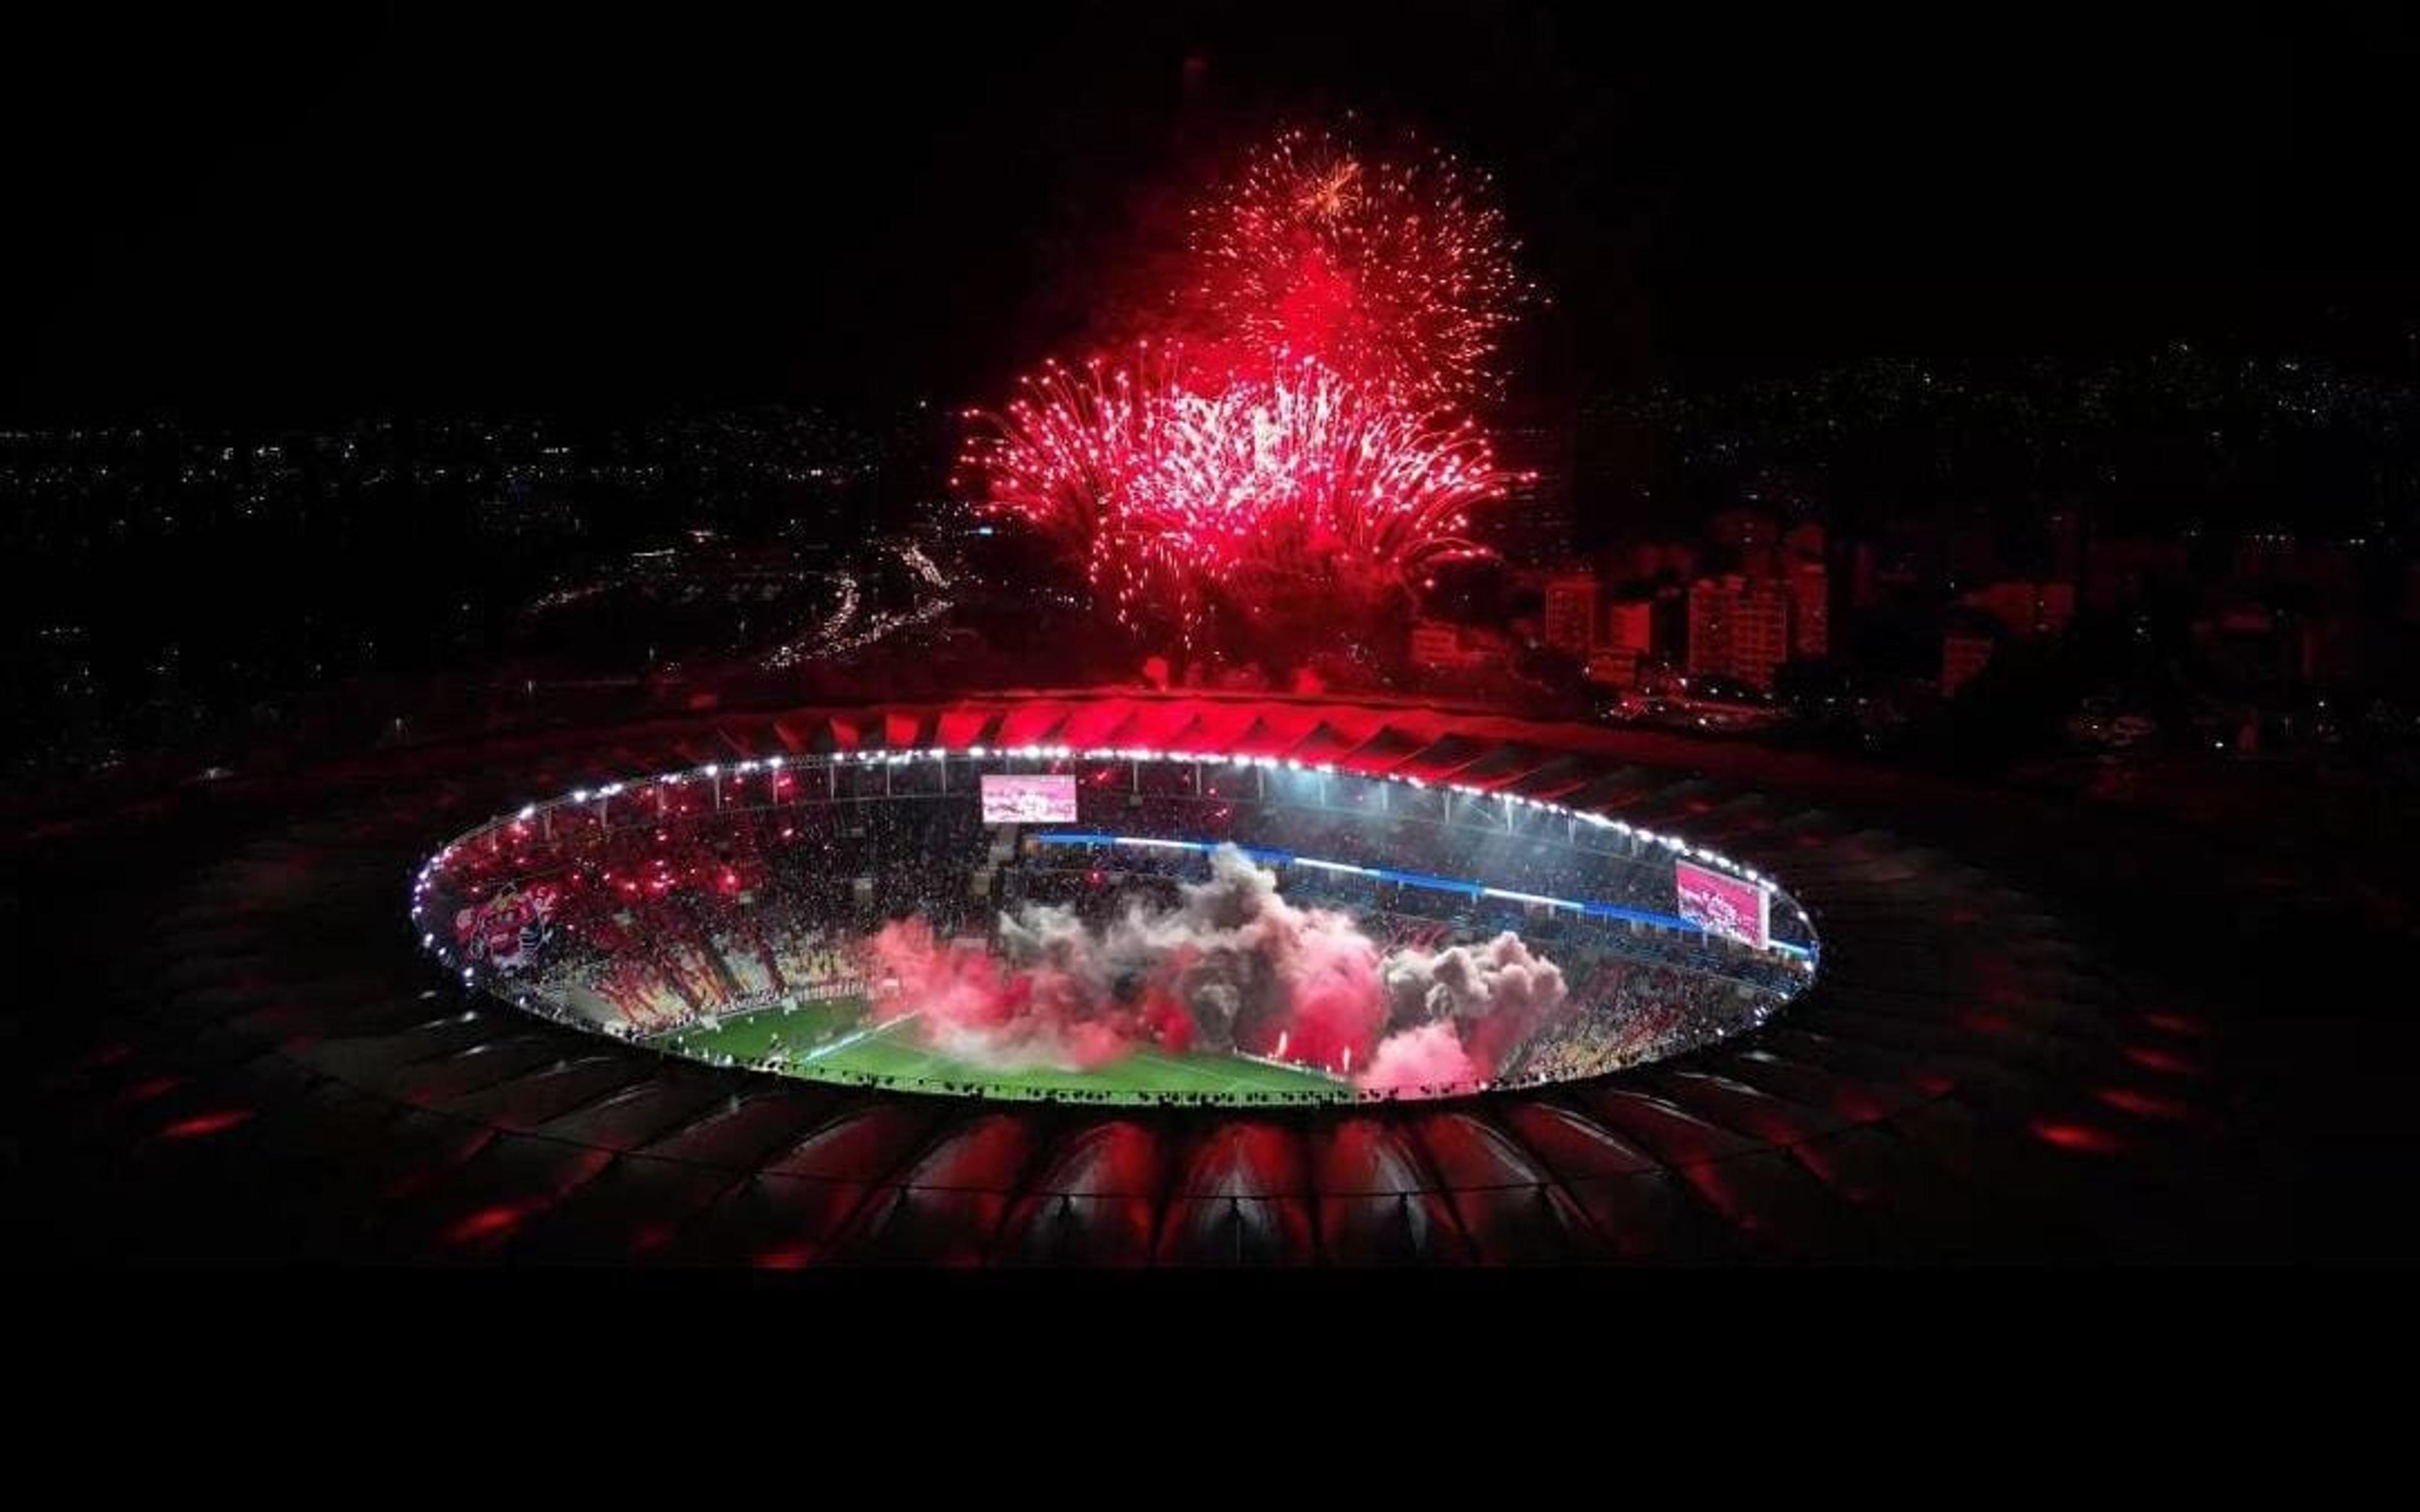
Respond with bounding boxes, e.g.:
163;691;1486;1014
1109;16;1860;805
1515;955;1770;1082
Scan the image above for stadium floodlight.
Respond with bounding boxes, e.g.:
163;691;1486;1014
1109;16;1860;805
767;755;785;768
571;789;589;802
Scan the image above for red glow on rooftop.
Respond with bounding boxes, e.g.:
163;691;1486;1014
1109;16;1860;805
2123;1045;2207;1078
2030;1119;2125;1154
161;1109;255;1140
444;1205;526;1246
2094;1086;2193;1122
115;1075;180;1107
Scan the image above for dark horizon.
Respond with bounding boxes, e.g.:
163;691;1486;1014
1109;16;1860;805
7;3;2419;425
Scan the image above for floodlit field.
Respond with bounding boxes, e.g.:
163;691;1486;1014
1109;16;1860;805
662;997;1349;1101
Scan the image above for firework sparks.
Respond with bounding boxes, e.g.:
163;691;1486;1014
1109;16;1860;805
1185;125;1530;405
955;344;1220;638
962;352;1511;642
961;122;1535;648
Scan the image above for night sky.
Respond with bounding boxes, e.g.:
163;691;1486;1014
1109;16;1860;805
6;2;2416;421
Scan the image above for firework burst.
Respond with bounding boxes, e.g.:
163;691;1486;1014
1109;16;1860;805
962;122;1535;651
962;350;1511;644
1145;356;1504;597
954;344;1214;637
1185;125;1530;406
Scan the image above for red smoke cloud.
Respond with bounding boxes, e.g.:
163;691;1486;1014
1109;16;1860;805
867;917;1173;1071
1357;1021;1482;1094
863;847;1569;1094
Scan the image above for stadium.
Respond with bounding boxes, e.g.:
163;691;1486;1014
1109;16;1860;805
17;690;2288;1264
413;745;1818;1105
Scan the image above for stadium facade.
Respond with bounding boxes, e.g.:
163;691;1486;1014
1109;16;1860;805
16;691;2276;1264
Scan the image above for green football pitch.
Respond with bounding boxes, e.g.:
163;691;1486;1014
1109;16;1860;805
654;995;1351;1104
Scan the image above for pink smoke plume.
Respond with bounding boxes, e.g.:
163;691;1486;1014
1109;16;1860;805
865;845;1569;1092
866;917;1173;1071
1356;1021;1482;1094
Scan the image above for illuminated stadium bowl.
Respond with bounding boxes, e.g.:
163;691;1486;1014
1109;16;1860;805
413;745;1819;1106
33;690;2278;1265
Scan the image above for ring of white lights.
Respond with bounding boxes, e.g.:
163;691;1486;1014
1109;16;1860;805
412;744;1819;1105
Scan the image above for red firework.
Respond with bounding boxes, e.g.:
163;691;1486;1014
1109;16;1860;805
1184;125;1530;406
961;123;1533;647
1147;356;1504;592
955;343;1216;637
962;352;1509;642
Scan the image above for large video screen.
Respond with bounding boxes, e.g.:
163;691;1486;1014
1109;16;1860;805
1675;859;1770;949
980;773;1079;824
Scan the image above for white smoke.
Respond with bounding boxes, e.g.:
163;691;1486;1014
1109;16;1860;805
882;844;1569;1084
1379;931;1569;1036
